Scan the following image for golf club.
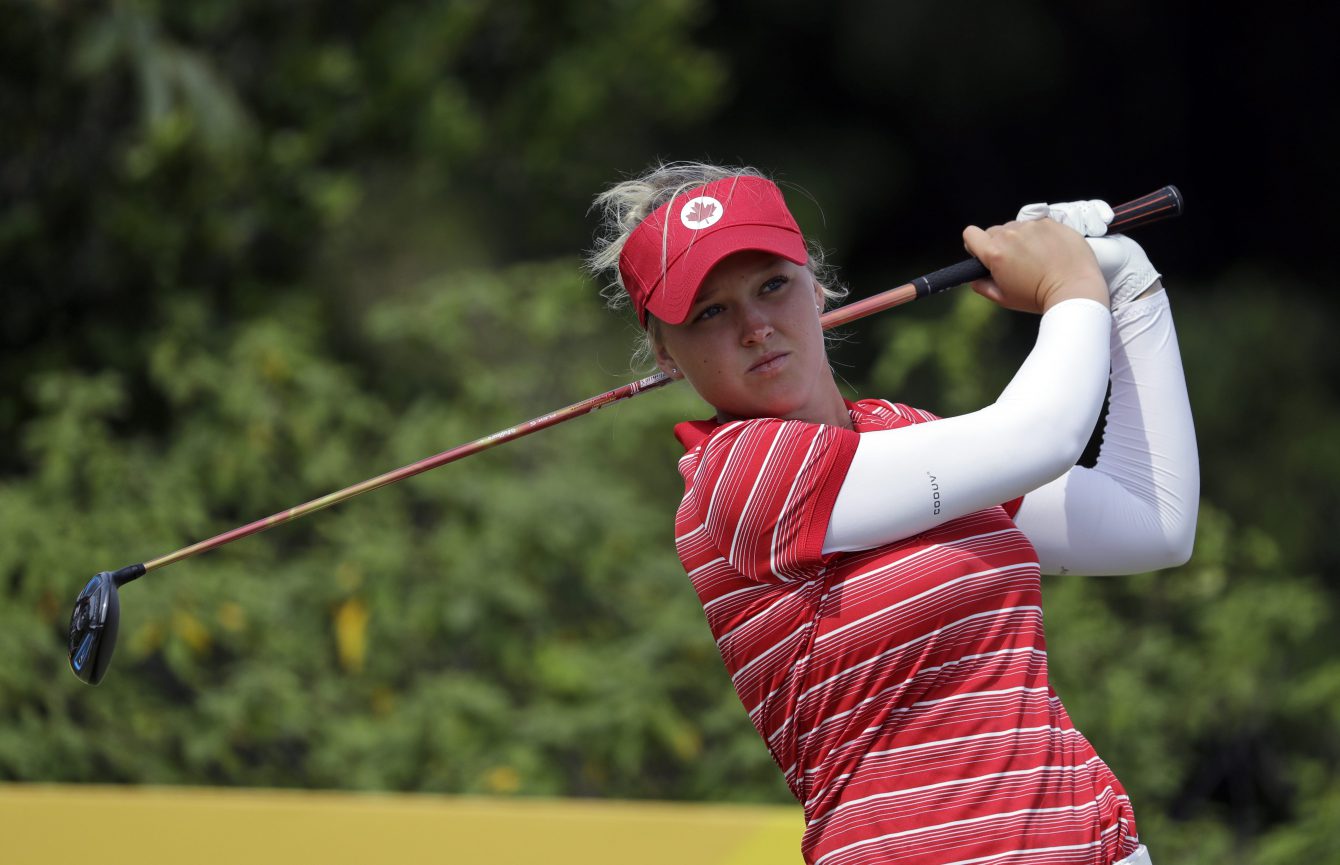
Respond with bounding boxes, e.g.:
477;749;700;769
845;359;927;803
68;185;1184;685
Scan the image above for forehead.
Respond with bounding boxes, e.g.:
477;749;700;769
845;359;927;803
695;251;800;301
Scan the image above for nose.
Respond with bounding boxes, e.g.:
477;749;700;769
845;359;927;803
739;304;774;347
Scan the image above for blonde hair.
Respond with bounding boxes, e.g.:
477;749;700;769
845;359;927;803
585;160;846;368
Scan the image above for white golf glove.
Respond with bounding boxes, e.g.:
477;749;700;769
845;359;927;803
1017;199;1161;308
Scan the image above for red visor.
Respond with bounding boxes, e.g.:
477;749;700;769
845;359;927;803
618;175;808;326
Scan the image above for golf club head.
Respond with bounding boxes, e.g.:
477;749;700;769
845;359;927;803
68;571;121;685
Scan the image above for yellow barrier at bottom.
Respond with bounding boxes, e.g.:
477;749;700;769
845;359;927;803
0;784;803;865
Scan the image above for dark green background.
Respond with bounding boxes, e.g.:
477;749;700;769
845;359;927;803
3;2;1336;862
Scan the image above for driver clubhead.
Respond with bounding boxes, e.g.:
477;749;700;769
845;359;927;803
68;572;121;685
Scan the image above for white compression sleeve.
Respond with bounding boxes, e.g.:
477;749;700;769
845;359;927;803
1011;288;1199;574
822;298;1112;555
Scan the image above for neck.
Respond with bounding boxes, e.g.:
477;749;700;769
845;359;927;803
716;379;853;431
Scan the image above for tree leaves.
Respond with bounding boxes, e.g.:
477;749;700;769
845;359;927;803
1;2;1336;861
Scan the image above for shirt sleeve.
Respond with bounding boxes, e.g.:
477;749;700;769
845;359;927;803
684;418;860;583
1012;289;1199;574
872;401;1025;518
823;299;1113;554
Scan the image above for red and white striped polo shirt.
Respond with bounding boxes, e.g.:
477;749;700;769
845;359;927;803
673;399;1139;865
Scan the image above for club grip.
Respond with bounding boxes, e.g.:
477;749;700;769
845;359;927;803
913;258;991;298
913;185;1185;299
1109;184;1184;234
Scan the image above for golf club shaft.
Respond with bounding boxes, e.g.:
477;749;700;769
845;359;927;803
142;373;672;573
135;185;1183;577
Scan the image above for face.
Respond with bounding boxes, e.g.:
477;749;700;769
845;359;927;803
654;251;847;427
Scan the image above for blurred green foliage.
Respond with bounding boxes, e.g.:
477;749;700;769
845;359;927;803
2;2;1337;864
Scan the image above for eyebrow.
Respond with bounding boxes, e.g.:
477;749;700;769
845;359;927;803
692;283;723;307
692;256;787;308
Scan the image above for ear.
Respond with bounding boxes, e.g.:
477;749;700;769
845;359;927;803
654;341;680;380
813;277;826;312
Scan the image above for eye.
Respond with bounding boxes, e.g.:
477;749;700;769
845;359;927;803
761;275;789;294
693;303;725;323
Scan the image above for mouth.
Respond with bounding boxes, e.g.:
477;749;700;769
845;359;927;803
748;351;789;374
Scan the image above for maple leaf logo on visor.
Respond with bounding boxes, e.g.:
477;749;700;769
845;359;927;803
687;201;716;223
680;195;724;230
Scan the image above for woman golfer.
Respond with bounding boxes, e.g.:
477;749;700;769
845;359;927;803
588;164;1197;865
